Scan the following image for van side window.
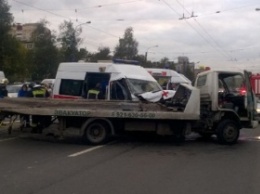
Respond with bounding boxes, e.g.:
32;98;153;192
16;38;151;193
60;79;83;96
197;75;207;87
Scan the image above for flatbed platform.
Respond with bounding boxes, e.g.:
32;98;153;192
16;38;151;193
0;98;199;120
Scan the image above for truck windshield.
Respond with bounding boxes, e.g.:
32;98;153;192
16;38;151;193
222;74;244;95
127;78;162;94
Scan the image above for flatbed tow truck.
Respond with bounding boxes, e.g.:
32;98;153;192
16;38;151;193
0;69;258;145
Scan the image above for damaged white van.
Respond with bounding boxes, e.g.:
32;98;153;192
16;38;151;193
53;62;175;101
145;68;191;90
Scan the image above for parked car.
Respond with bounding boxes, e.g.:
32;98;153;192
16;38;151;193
41;79;55;88
6;84;22;98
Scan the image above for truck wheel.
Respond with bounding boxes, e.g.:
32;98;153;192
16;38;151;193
216;120;240;145
83;121;109;145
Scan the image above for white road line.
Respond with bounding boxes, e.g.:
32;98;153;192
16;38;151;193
0;137;17;142
68;145;105;157
68;141;117;157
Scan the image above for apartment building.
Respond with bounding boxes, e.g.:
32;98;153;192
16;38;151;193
10;23;50;49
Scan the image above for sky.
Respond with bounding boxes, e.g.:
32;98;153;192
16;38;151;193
7;0;260;71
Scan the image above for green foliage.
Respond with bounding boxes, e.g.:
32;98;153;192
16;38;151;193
3;36;28;82
114;27;138;60
28;20;59;80
87;47;112;62
0;0;28;82
78;48;88;61
58;21;82;62
0;0;13;35
0;0;13;70
96;47;111;60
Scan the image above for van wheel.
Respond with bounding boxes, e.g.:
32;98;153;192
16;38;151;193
83;121;109;145
216;120;239;145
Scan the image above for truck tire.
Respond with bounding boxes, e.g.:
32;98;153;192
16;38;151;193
216;119;240;145
83;121;109;145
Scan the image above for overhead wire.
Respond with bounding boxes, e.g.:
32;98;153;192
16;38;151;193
11;0;143;11
160;0;232;60
12;0;69;19
10;0;260;65
12;0;120;41
77;0;143;11
174;0;234;60
198;2;260;17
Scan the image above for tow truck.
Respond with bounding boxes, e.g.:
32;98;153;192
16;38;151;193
0;68;257;145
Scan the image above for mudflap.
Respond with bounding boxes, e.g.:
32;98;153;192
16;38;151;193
31;115;56;134
170;121;191;145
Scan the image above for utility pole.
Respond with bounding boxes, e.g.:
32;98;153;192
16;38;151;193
145;45;158;63
71;21;91;62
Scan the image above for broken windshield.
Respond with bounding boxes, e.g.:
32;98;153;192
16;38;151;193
126;78;162;95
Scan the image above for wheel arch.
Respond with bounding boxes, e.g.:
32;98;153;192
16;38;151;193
221;112;241;129
80;117;115;137
214;110;242;129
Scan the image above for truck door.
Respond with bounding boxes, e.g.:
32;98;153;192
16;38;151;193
244;70;256;122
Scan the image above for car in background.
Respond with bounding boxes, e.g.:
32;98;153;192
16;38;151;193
41;79;55;88
6;84;22;98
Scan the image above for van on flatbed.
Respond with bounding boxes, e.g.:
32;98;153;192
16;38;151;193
53;62;163;101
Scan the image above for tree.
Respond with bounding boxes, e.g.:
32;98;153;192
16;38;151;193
78;48;88;61
0;0;13;71
3;36;28;82
58;21;82;62
0;0;28;82
113;27;138;60
0;0;13;35
96;47;111;60
27;20;59;81
86;47;112;62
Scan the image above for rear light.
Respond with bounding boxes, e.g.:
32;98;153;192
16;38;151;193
239;88;246;96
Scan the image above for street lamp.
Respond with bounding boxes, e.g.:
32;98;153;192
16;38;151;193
75;21;91;30
71;21;91;62
145;45;158;63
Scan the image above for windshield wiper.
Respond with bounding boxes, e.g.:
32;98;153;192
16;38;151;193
151;89;162;93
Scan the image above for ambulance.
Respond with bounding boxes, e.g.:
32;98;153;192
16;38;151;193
52;62;165;101
145;68;191;90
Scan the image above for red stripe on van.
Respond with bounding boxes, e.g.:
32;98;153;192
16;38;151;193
53;94;81;99
161;71;167;76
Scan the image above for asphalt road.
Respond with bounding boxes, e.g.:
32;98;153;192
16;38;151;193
0;124;260;194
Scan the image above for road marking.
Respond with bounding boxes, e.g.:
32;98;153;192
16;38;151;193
240;137;260;142
0;137;17;142
68;141;117;157
68;145;105;157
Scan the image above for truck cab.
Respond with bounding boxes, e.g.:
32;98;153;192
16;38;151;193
194;69;257;143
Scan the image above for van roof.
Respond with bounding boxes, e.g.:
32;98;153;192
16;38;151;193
145;68;180;77
58;62;157;82
145;68;191;84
